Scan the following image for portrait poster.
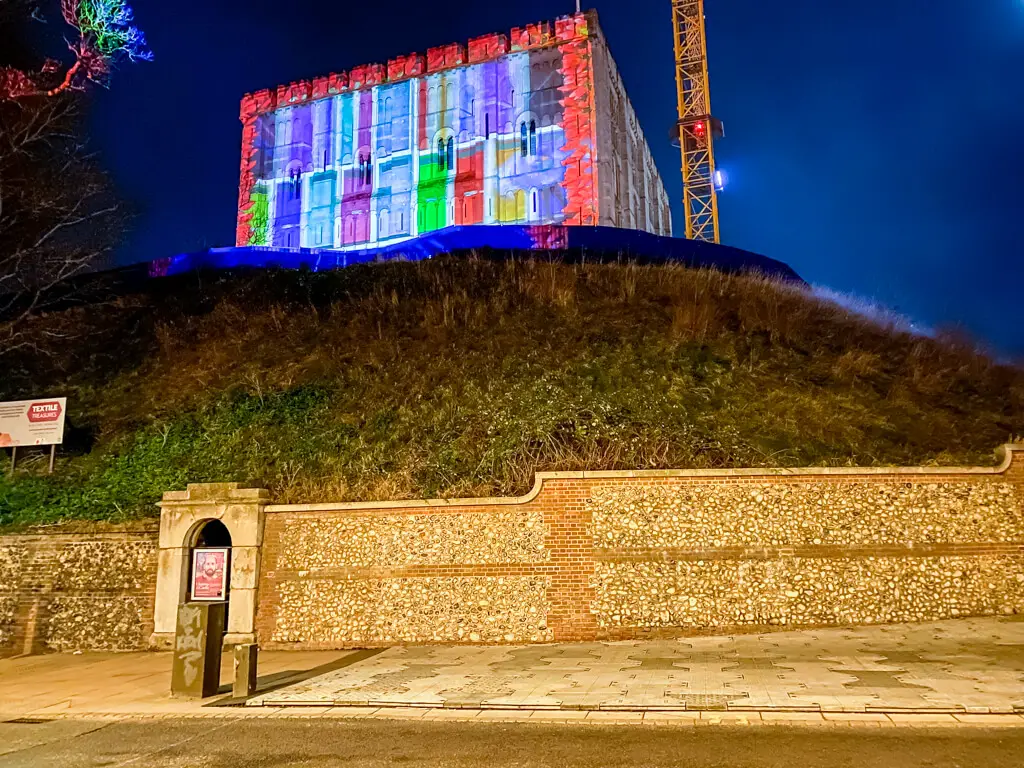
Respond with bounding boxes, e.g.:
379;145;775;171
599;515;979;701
191;548;229;601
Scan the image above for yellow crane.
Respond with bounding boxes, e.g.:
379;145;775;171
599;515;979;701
671;0;723;243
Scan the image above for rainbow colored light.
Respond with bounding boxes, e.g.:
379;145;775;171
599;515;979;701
66;0;152;62
236;13;672;250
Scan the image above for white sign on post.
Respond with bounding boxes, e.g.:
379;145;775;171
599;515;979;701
0;398;67;448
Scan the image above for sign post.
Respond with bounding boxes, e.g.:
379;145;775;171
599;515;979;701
170;548;231;698
1;398;67;475
171;602;227;698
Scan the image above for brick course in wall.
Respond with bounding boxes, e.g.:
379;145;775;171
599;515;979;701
0;526;159;656
254;445;1024;648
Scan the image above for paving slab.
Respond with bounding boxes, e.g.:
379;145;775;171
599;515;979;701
953;714;1024;726
641;711;702;721
887;713;961;725
760;712;827;723
585;711;644;722
529;710;590;721
822;712;890;722
0;649;356;719
421;708;480;720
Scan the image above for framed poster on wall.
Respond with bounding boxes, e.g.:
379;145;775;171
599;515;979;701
191;548;230;601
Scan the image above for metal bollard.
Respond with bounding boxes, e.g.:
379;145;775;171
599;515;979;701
233;643;259;699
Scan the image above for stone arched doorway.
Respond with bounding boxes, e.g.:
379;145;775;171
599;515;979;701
151;484;269;648
193;519;231;548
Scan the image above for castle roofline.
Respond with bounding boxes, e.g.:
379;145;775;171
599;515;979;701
240;10;599;120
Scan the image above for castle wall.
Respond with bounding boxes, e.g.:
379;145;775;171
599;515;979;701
236;12;671;249
591;30;672;236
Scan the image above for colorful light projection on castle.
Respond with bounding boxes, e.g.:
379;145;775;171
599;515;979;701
237;15;598;249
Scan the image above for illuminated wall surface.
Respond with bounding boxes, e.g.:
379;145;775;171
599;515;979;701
237;12;672;250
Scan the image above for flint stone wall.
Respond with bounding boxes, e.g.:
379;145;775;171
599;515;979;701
0;542;26;649
255;446;1024;647
590;479;1024;633
274;576;551;645
0;527;158;655
259;507;561;647
276;510;548;570
592;482;1023;548
594;555;1024;631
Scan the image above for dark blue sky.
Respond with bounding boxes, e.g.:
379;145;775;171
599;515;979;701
89;0;1024;356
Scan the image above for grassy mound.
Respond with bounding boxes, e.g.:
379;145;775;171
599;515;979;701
1;257;1021;527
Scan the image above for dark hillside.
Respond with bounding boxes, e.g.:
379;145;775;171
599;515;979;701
1;257;1021;527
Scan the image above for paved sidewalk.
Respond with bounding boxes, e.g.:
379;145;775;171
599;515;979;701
0;649;356;718
248;618;1024;714
1;618;1022;729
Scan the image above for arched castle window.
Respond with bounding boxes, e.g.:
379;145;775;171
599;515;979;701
357;154;372;186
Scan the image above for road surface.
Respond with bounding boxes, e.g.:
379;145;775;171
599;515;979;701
2;718;1022;767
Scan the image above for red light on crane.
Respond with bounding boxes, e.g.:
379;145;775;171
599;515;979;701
694;121;706;138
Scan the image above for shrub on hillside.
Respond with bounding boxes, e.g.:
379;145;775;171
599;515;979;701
1;258;1020;527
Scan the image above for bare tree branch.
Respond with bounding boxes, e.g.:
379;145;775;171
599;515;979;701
1;0;151;101
0;96;126;355
0;1;148;356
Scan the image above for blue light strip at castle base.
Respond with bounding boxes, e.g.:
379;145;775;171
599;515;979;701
150;225;803;283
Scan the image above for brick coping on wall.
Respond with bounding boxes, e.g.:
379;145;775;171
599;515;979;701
264;444;1023;514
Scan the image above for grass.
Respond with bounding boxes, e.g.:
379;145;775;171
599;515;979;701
1;256;1021;527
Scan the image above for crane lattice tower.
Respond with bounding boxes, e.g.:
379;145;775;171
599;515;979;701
672;0;722;243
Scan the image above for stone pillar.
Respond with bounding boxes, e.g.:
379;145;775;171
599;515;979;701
151;483;270;649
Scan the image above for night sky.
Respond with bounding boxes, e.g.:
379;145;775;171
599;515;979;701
87;0;1024;356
